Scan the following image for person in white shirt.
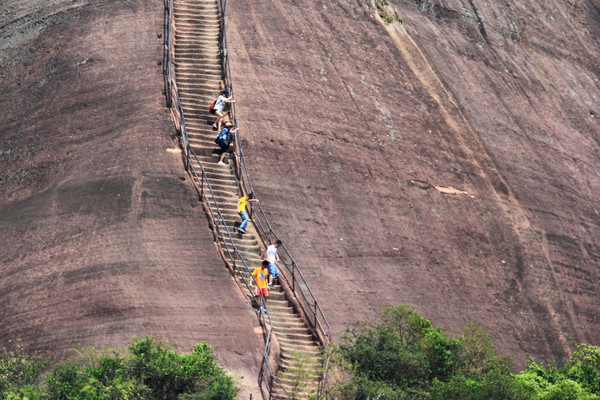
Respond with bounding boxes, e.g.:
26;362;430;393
210;90;234;132
265;240;282;288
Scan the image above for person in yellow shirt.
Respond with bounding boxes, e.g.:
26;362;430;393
237;194;259;234
252;260;270;313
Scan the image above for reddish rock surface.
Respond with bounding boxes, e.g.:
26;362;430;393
0;0;262;397
227;0;600;367
1;3;599;398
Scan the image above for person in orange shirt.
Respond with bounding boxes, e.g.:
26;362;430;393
252;260;270;313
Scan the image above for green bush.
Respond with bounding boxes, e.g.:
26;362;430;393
0;345;49;399
0;337;237;400
325;305;600;400
563;344;600;395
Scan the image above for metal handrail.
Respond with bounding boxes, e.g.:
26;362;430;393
165;0;289;398
165;0;332;396
221;0;331;342
220;0;332;377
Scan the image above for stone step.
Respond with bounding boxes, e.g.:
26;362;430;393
175;49;220;57
176;77;221;86
175;53;220;62
173;10;219;17
187;164;234;181
174;40;219;48
268;303;295;314
203;174;237;187
186;122;216;131
174;27;221;37
209;192;238;205
186;123;221;133
175;19;220;28
278;371;320;384
278;342;321;362
174;6;218;13
182;105;217;115
272;320;310;334
272;328;314;342
175;61;221;71
278;339;322;357
201;185;238;196
279;342;321;357
189;174;237;188
175;26;220;36
178;86;221;96
176;70;221;79
174;26;221;35
270;315;310;330
271;382;316;399
279;355;322;371
174;53;219;62
178;92;220;103
174;8;218;15
174;34;220;43
174;0;219;5
171;4;322;396
221;240;259;254
268;291;287;301
220;233;260;246
189;145;216;157
182;107;217;117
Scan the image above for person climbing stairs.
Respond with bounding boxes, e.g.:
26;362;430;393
170;0;327;398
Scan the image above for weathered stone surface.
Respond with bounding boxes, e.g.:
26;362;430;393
0;1;262;397
1;2;599;394
227;0;600;366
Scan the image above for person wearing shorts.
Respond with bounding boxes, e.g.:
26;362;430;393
211;90;234;132
265;240;282;288
252;260;270;313
216;124;238;165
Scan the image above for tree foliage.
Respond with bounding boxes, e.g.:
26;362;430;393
0;337;237;400
325;305;600;400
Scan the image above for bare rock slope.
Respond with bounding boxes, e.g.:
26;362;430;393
0;0;262;396
227;0;600;366
1;1;599;392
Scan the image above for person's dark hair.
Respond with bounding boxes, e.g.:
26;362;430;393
275;240;282;245
222;90;229;97
262;260;269;267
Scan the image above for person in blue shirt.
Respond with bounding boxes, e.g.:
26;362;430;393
215;124;238;165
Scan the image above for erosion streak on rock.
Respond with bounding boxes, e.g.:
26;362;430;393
382;17;578;360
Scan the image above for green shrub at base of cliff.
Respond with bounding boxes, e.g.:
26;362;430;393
323;305;600;400
0;337;238;400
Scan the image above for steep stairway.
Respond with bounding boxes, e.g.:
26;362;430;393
171;0;322;398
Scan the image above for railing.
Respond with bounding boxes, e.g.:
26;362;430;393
164;1;287;398
164;0;331;397
220;0;332;351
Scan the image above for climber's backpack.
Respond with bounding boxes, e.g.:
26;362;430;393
215;128;231;147
209;100;216;113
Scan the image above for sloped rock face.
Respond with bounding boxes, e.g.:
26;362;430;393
1;0;599;389
0;1;262;395
227;0;600;366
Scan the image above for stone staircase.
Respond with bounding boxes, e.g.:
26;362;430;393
171;0;322;398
